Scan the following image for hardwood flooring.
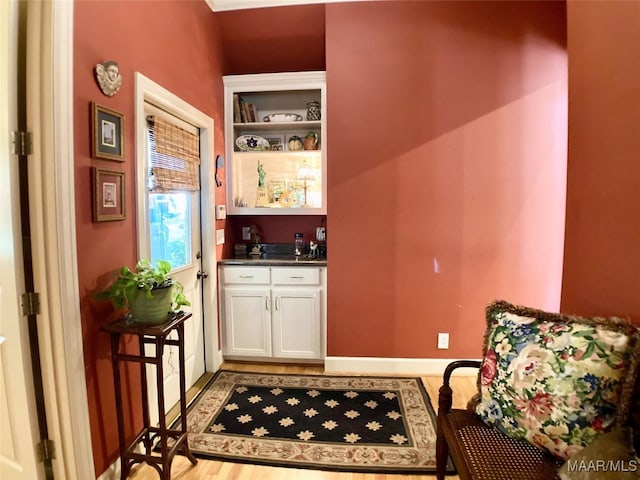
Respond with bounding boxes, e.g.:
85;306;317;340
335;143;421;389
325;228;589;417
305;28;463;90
127;361;477;480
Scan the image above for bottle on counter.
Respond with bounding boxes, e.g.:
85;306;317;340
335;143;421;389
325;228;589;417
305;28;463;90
294;232;304;256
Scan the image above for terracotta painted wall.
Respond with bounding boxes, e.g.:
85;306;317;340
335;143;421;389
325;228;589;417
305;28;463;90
325;1;568;359
73;1;225;475
217;4;326;254
561;2;640;322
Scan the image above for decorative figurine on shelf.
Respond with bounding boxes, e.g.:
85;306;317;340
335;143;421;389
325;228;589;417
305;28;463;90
256;161;268;207
257;160;266;187
304;132;318;150
95;60;122;97
288;136;303;151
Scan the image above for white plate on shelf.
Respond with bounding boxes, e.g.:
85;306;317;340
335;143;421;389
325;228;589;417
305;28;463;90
263;113;303;123
236;135;270;151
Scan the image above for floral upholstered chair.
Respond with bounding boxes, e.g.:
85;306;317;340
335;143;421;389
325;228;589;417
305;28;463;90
436;300;640;480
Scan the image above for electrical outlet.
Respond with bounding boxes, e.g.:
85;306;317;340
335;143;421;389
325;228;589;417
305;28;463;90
242;227;251;240
316;227;326;241
437;332;449;350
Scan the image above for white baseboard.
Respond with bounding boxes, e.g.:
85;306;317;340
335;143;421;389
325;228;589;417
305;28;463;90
324;356;481;377
97;462;117;480
213;348;224;371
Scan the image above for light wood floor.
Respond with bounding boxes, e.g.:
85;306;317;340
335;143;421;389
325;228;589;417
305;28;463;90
128;361;477;480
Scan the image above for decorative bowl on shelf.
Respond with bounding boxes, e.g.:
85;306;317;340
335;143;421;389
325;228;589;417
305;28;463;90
263;113;303;123
235;135;270;151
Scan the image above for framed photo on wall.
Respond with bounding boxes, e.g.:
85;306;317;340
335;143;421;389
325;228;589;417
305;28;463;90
91;102;124;161
93;167;125;222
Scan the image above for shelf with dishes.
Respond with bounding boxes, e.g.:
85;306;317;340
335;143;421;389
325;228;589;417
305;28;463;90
224;71;326;215
233;120;321;131
235;130;321;153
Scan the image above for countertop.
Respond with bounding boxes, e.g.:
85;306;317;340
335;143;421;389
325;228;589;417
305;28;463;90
219;254;327;267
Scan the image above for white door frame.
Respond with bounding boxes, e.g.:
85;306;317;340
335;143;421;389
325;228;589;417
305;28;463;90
134;73;221;375
1;1;43;478
22;0;94;479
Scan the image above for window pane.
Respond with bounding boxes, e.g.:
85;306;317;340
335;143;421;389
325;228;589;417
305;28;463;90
149;193;191;270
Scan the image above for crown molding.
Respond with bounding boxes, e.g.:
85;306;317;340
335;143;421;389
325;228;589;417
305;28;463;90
207;0;363;12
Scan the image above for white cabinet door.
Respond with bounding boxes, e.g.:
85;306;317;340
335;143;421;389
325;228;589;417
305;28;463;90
222;286;272;357
272;287;322;359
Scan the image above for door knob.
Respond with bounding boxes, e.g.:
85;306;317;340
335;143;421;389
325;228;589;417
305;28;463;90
197;271;209;279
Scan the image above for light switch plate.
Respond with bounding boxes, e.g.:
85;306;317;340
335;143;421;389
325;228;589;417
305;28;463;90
216;204;226;219
216;229;225;245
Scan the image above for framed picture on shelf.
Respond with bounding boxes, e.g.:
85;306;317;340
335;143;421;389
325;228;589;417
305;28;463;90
287;180;304;207
91;102;124;161
265;135;284;152
93;167;125;222
268;180;286;203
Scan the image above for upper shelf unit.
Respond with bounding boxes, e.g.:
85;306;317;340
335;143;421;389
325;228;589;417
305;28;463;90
223;71;327;215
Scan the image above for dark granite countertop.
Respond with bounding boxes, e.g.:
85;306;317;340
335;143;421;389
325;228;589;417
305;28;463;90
220;243;327;266
219;254;327;267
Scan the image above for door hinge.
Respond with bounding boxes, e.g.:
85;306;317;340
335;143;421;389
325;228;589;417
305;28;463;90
21;292;40;316
37;439;55;462
11;130;33;155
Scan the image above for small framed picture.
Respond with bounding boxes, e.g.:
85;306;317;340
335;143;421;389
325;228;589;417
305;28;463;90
93;167;125;222
91;102;124;161
265;135;284;152
268;180;286;203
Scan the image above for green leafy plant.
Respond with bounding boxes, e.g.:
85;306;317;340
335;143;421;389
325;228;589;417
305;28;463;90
94;259;190;312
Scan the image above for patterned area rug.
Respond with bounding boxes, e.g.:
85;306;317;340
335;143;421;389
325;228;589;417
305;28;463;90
179;369;448;473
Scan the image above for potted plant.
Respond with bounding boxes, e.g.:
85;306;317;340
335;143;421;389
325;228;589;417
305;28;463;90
94;259;190;324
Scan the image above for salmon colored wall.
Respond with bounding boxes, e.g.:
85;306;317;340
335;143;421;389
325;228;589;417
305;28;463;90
225;215;326;249
217;4;325;75
325;1;568;359
561;2;640;323
73;1;225;476
217;4;326;256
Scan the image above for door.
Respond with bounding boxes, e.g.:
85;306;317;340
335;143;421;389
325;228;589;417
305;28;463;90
272;287;322;359
0;1;45;478
222;287;272;357
135;75;218;424
148;190;204;413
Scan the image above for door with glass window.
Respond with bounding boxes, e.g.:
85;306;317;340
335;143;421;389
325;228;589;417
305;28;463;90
145;113;205;420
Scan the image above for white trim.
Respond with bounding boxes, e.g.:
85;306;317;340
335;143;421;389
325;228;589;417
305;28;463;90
134;73;220;375
50;2;95;478
212;349;224;372
207;0;366;12
24;1;93;478
324;356;482;377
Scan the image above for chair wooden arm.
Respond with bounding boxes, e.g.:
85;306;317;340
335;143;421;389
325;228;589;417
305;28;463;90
438;360;481;416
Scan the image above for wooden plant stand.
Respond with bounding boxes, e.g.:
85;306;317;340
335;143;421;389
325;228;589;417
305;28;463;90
101;312;197;480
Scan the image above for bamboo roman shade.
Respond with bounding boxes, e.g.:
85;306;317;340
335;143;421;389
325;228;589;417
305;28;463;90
147;115;200;192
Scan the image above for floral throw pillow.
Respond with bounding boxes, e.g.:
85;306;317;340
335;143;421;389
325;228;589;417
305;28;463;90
475;300;640;460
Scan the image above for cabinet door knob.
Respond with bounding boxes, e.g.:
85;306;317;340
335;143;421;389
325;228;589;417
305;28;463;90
197;271;209;279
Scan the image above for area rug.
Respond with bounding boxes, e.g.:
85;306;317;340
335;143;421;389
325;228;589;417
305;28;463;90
179;369;449;473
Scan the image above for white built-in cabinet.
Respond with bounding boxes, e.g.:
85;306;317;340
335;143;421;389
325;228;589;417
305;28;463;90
223;71;327;215
220;265;325;361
